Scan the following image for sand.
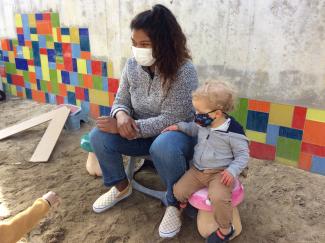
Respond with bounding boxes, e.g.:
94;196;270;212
0;98;325;243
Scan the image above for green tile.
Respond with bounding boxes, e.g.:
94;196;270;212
230;98;248;129
51;13;60;28
23;71;29;82
276;137;301;162
46;35;53;42
49;69;57;83
93;75;102;90
5;62;16;74
51;81;59;95
12;39;18;47
40;80;48;92
56;56;63;64
78;73;84;86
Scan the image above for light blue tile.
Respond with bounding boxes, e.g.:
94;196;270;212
38;35;46;48
266;124;280;145
311;156;325;176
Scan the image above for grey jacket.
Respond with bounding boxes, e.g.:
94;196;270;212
178;117;250;177
110;57;199;138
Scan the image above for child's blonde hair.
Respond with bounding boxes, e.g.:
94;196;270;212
192;80;237;113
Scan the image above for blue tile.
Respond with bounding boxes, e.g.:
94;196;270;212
61;71;70;84
18;34;25;46
80;35;90;52
6;74;12;84
45;93;50;103
266;125;280;145
81;101;90;114
22;14;30;40
2;51;8;57
279;127;303;140
47;49;56;62
72;58;78;72
4;56;9;62
102;77;108;91
54;42;62;57
16;46;24;58
86;60;92;74
38;35;46;48
15;58;28;70
49;62;56;69
102;62;107;77
246;110;269;133
311;156;325;176
25;88;32;99
79;28;89;36
9;40;13;51
36;79;41;90
35;67;42;79
70;72;78;86
99;106;111;116
71;44;80;58
30;28;37;34
67;91;76;105
49;93;57;104
16;86;23;92
84;89;89;102
35;13;43;20
32;41;41;66
25;81;31;89
61;28;70;35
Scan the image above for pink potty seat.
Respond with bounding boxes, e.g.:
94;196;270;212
188;178;244;212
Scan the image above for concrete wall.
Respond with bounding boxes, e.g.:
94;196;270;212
1;0;325;108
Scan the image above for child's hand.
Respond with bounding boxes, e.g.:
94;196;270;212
42;191;60;207
220;170;234;186
161;124;179;133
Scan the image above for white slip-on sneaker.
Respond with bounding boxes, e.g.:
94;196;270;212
159;206;182;238
93;183;132;213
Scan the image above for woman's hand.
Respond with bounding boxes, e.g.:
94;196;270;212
220;170;234;187
116;111;139;139
161;124;179;133
96;116;119;133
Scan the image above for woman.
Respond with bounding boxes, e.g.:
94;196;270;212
90;4;198;238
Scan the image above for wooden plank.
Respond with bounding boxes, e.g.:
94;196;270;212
0;109;58;140
30;106;70;162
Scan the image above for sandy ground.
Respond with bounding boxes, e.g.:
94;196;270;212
0;98;325;243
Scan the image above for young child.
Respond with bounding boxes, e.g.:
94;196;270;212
0;191;60;243
164;80;249;243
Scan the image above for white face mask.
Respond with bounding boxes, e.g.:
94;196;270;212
132;46;156;66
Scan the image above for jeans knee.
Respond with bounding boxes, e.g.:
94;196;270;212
89;127;102;151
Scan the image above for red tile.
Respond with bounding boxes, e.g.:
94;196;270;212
91;60;102;76
43;13;51;21
0;66;5;77
75;87;85;100
27;59;34;66
56;95;64;105
298;152;312;171
63;57;73;71
301;142;325;157
249;141;276;160
16;27;24;34
303;120;325;146
108;78;119;93
11;74;24;87
62;43;72;58
40;48;47;55
292;106;307;130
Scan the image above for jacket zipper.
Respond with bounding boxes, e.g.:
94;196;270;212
199;131;210;163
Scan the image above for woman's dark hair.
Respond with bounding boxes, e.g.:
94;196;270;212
130;4;191;92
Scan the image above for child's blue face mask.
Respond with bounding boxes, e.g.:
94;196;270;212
194;109;218;127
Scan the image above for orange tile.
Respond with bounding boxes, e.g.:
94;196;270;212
1;39;10;51
32;90;46;103
108;92;116;106
46;82;52;93
36;20;52;35
90;103;100;118
29;72;36;83
57;28;62;42
83;74;93;88
302;120;325;146
25;40;32;48
248;100;270;113
17;91;24;97
81;51;91;59
59;83;67;97
56;63;64;70
298;152;312;171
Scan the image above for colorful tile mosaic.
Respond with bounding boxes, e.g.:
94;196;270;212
0;12;117;118
1;12;325;176
231;99;325;176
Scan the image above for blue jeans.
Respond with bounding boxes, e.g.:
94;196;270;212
89;128;195;206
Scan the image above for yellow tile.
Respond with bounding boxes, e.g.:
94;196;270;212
108;61;114;78
31;83;37;90
77;58;87;74
276;157;297;167
246;130;266;143
89;89;109;106
306;108;325;123
269;103;294;127
57;70;62;83
29;65;35;72
70;27;80;43
66;85;75;92
16;70;23;75
8;51;15;63
46;41;54;49
53;28;58;42
31;34;38;41
61;35;71;43
76;100;81;106
2;77;7;83
22;47;31;59
10;85;17;96
28;14;36;27
40;54;50;81
15;14;22;28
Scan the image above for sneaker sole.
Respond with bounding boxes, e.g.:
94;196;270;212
92;189;132;213
159;227;181;238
